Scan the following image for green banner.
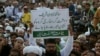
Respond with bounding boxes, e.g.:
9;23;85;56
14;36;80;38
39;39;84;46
33;30;68;38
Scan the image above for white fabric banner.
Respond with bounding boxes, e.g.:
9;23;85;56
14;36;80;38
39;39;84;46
31;9;70;38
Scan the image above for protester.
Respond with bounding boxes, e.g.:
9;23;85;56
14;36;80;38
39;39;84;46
21;6;31;28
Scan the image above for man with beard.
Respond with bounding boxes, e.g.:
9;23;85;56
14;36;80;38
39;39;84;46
43;39;60;56
17;28;25;38
43;36;73;56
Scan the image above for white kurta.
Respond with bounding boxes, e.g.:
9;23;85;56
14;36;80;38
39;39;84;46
60;36;73;56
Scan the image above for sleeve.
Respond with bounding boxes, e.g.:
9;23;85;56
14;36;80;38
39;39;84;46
60;36;73;56
29;34;37;46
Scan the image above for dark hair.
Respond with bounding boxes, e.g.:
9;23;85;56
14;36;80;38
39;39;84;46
69;50;81;56
88;50;96;56
96;40;100;43
89;33;97;39
74;40;84;52
10;48;21;56
10;32;18;37
81;50;96;56
45;38;56;45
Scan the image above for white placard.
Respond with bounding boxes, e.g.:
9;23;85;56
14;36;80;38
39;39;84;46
31;9;69;31
31;9;70;38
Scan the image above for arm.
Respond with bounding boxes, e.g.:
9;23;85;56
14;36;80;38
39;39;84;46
60;36;73;56
29;34;37;46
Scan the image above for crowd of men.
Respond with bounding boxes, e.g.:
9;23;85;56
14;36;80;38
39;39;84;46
0;0;100;56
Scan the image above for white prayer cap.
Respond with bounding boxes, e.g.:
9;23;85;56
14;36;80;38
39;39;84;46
19;24;25;30
23;46;42;56
77;5;82;9
78;34;86;40
0;25;3;28
17;28;24;33
16;37;24;42
5;26;13;32
13;1;18;4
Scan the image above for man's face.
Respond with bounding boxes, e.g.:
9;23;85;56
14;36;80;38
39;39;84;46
85;4;90;10
95;43;100;52
14;40;23;50
18;31;24;37
26;53;37;56
9;52;19;56
46;43;56;53
89;36;97;43
11;35;17;43
73;43;81;52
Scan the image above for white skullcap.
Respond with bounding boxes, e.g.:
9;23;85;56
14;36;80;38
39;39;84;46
5;26;13;32
0;25;3;28
78;34;86;39
23;46;42;56
77;5;82;9
13;1;18;4
16;37;24;42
